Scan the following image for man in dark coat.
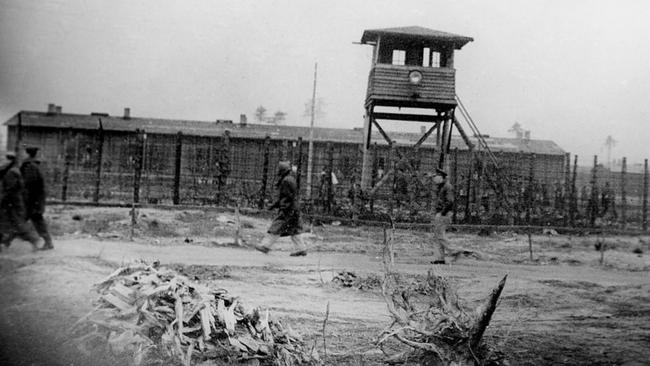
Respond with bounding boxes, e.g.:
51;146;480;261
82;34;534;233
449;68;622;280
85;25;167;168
0;152;43;251
255;161;307;256
431;168;454;264
21;147;53;249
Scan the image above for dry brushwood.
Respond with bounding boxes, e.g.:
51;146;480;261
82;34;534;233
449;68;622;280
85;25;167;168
378;226;508;366
71;261;320;366
332;271;382;290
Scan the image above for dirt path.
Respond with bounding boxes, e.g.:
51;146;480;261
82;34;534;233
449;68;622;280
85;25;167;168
1;206;649;365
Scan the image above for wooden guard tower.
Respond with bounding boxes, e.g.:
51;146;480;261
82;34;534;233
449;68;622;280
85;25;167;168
359;26;473;191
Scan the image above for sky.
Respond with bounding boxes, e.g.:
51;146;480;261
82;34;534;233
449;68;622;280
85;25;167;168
1;0;650;165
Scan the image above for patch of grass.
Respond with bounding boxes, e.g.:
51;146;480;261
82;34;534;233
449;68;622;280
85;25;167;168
143;219;178;237
79;255;121;270
241;221;255;229
168;264;234;281
539;279;603;290
188;221;226;237
175;210;207;223
47;220;66;236
80;213;126;235
501;293;548;308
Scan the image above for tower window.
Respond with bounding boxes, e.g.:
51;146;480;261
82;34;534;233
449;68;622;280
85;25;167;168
423;48;430;66
431;51;441;67
392;50;406;65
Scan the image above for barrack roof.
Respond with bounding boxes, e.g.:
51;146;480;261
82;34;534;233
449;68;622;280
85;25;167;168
4;111;564;156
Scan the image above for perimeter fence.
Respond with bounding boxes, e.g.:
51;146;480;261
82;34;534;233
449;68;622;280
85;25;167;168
12;127;650;232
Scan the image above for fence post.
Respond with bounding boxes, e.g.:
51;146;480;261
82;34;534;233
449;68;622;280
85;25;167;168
474;153;483;222
464;153;473;223
218;130;231;204
590;155;598;227
133;129;145;204
528;231;534;261
281;140;288;161
15;112;23;155
296;137;303;193
61;156;70;202
61;133;72;202
621;157;627;228
326;142;334;214
93;120;105;203
258;136;271;209
370;142;378;213
207;136;216;180
452;147;459;224
570;155;578;226
173;131;183;205
642;159;648;231
388;142;395;214
526;153;535;225
563;153;571;226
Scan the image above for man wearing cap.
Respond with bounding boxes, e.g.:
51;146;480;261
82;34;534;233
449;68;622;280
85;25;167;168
21;147;54;250
255;161;308;256
0;151;43;251
431;168;454;264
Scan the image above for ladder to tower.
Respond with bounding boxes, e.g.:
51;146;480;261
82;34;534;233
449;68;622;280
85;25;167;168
454;94;499;167
454;94;515;211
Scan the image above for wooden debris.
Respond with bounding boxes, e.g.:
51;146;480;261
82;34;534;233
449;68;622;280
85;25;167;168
102;293;136;314
379;270;508;365
111;282;137;304
379;225;508;365
73;262;320;365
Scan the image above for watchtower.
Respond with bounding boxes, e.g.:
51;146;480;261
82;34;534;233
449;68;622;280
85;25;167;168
358;26;473;191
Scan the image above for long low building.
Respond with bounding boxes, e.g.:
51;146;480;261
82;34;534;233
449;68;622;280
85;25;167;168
4;106;566;214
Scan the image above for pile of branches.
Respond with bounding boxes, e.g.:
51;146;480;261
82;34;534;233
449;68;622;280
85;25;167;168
378;228;508;365
71;262;320;366
332;271;382;291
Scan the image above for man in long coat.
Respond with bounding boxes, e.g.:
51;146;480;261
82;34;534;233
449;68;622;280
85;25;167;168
21;147;53;249
255;161;307;256
0;152;43;250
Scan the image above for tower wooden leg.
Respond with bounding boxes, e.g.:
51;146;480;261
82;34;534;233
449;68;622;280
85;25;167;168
360;112;373;190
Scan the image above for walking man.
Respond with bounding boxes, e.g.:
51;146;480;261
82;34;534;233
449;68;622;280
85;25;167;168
21;147;53;250
0;152;43;251
431;168;454;264
255;161;308;256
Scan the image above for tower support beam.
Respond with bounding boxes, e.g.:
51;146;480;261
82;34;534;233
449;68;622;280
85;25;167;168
360;110;373;190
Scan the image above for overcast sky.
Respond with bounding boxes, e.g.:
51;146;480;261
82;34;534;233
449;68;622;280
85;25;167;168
1;0;649;164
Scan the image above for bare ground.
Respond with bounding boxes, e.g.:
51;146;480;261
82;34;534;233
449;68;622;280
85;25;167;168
0;205;649;365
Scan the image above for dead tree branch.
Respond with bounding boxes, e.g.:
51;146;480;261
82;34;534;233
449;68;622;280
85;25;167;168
378;224;508;365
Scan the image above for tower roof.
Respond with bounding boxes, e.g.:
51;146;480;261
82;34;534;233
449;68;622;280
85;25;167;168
361;26;473;49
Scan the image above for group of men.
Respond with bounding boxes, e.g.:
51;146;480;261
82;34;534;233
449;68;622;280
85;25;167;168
0;147;53;251
255;161;454;264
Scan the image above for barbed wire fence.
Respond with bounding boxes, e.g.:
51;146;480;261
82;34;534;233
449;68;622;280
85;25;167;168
14;126;650;234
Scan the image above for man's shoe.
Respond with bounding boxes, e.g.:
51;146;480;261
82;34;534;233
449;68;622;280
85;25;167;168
255;245;270;254
431;260;446;265
40;245;54;251
290;250;307;257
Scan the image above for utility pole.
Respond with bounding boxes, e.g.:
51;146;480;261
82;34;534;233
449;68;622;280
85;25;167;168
604;135;616;170
306;62;318;201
